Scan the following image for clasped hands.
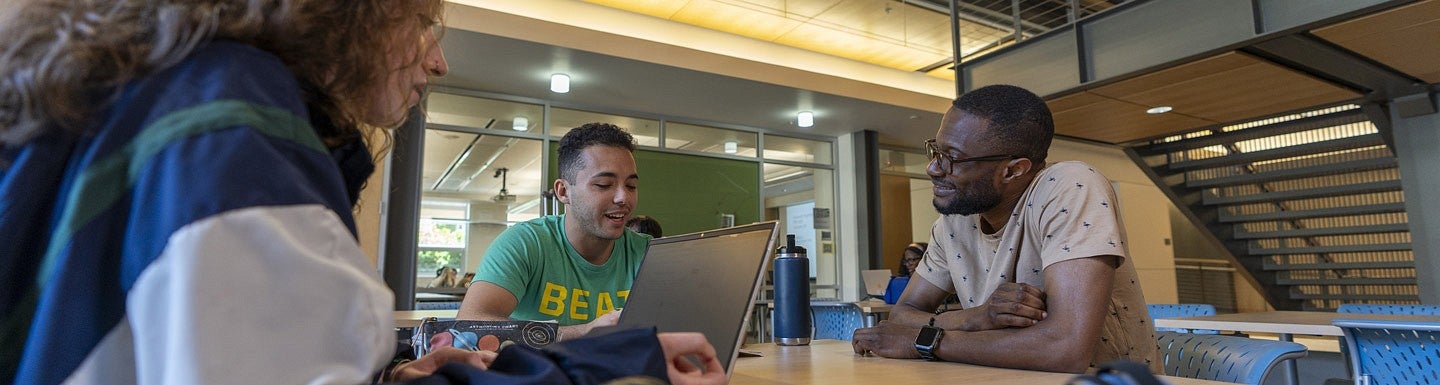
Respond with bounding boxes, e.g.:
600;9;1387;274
850;282;1047;359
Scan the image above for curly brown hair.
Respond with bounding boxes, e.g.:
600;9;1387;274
0;0;445;147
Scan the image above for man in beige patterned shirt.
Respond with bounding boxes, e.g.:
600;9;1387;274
851;85;1161;373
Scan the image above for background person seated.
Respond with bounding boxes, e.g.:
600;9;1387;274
626;215;663;238
883;242;927;304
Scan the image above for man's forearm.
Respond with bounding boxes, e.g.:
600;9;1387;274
891;304;990;331
557;324;591;341
888;303;938;328
932;322;1094;373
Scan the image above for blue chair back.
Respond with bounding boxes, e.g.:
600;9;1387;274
811;303;864;341
1336;304;1440;315
1333;319;1440;384
1156;332;1308;385
1147;304;1219;334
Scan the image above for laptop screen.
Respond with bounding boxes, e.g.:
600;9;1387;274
617;221;778;376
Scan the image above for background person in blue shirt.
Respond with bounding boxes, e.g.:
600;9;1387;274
883;243;928;304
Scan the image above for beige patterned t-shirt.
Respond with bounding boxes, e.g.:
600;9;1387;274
915;161;1162;372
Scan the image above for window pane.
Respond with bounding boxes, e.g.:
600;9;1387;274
550;107;660;147
880;148;930;175
764;135;831;165
426;92;543;133
666;122;757;157
421;129;548;290
763;164;837;298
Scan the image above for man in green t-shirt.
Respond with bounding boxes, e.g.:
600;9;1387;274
459;123;649;340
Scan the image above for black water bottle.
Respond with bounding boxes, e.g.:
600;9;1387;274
772;234;810;346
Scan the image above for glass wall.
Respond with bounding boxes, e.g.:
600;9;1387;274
420;89;838;301
878;146;936;276
666;122;758;157
550;107;660;146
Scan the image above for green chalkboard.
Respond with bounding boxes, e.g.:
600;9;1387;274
549;144;760;236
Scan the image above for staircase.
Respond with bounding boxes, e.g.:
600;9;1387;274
1128;105;1419;310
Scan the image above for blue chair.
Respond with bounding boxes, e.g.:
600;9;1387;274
1332;303;1440;382
1333;319;1440;384
811;303;864;341
1337;304;1440;315
1156;331;1309;385
1148;304;1220;334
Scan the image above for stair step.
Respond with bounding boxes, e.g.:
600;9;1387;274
1202;180;1403;205
1250;243;1411;255
1234;224;1410;239
1277;277;1417;285
1167;134;1387;172
1137;110;1366;155
1263;261;1414;270
1186;157;1396;188
1289;293;1418;301
1219;203;1407;223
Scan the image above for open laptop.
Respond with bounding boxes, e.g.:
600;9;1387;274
861;269;894;298
613;221;779;377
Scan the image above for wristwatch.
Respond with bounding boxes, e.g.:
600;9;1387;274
915;317;943;361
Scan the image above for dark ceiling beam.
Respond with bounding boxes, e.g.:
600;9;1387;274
958;0;1411;97
1245;34;1426;102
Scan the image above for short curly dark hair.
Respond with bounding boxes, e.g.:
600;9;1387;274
557;122;637;182
953;85;1054;163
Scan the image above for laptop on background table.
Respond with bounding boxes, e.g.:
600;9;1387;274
612;221;779;377
861;269;893;298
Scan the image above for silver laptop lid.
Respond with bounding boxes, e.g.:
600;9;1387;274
861;269;893;297
617;221;779;377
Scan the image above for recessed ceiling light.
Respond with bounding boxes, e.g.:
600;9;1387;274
512;116;529;131
797;111;814;127
724;141;738;154
550;73;570;93
1147;106;1173;114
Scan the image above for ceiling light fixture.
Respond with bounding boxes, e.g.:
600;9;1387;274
724;141;738;154
512;116;528;131
550;73;570;93
797;111;814;127
1147;106;1173;114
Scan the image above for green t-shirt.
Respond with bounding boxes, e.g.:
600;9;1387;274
473;215;650;326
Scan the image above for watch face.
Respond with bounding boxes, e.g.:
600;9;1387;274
916;325;942;346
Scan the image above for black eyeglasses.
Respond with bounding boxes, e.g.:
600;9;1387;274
924;139;1020;174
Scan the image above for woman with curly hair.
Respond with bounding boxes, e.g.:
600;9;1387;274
0;1;723;384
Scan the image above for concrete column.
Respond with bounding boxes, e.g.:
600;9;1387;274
1389;92;1440;304
383;106;426;310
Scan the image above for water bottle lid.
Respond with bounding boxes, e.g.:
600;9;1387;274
776;234;807;255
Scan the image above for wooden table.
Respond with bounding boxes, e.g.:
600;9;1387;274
394;310;458;328
1153;311;1440;385
731;340;1229;385
852;299;893;324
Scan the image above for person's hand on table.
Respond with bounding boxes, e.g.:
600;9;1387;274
970;282;1047;330
850;321;923;359
389;347;497;381
657;332;727;385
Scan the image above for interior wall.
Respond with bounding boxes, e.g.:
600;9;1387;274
357;136;390;268
910;179;940;260
632;150;761;234
878;174;914;275
465;202;509;275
